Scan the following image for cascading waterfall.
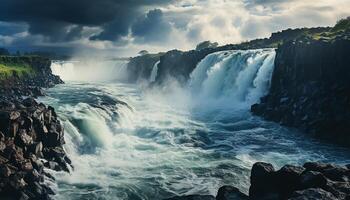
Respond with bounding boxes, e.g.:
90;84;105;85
40;48;350;200
188;49;276;108
149;60;160;82
51;60;129;82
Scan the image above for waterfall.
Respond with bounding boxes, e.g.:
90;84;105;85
51;60;128;82
188;49;276;107
149;61;160;82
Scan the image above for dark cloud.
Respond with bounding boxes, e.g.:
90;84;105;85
0;0;174;42
131;9;172;43
0;22;27;36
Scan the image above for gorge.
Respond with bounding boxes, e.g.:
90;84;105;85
0;16;350;200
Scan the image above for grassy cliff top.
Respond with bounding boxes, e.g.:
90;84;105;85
0;56;39;79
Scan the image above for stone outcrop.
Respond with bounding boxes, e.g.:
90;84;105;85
126;53;163;82
0;98;71;199
154;27;328;85
251;34;350;147
125;27;329;85
0;56;68;200
0;56;63;99
165;162;350;200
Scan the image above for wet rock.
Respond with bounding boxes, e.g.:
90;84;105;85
0;165;12;177
275;165;305;197
165;195;215;200
216;186;248;200
303;162;335;173
10;111;20;120
289;188;339;200
249;162;277;199
251;37;350;147
0;75;68;200
300;171;328;188
22;97;38;107
27;142;43;157
15;129;33;147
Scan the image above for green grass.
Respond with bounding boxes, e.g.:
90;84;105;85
0;62;35;79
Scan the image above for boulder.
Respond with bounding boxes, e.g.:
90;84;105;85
275;165;305;197
300;171;328;188
249;162;277;199
216;186;249;200
288;188;339;200
165;195;215;200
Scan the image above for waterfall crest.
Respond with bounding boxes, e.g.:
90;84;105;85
188;49;276;107
51;60;128;82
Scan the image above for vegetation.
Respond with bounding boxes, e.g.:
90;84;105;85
0;57;36;79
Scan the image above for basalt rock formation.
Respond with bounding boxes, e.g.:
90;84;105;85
251;24;350;147
0;56;69;200
165;162;350;200
125;27;329;85
126;53;163;82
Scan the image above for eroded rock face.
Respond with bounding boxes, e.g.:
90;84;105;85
0;97;71;199
251;36;350;147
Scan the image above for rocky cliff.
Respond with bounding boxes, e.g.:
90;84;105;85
126;53;163;82
154;27;328;84
0;56;63;97
252;27;350;147
0;56;69;200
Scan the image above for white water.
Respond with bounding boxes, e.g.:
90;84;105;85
42;50;350;200
149;61;160;82
51;60;128;82
188;49;275;108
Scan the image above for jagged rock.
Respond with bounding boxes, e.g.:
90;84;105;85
216;186;248;200
275;165;305;197
44;161;61;171
303;162;335;173
251;36;350;147
10;111;20;120
22;98;38;107
288;188;339;200
0;67;68;200
27;142;43;157
0;165;12;177
165;195;215;200
15;129;33;147
300;171;328;188
245;162;350;199
249;162;277;199
19;191;30;200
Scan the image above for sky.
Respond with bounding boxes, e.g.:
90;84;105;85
0;0;349;57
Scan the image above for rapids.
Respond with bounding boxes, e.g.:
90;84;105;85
40;50;350;200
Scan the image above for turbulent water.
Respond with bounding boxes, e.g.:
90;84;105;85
40;50;350;200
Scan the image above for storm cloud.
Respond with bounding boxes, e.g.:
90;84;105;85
0;0;349;56
0;0;174;42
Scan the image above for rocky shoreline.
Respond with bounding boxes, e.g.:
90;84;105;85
0;56;70;200
251;30;350;147
167;162;350;200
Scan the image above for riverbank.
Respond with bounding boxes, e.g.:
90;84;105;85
0;56;70;199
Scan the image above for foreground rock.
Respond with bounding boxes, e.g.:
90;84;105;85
0;56;69;199
165;162;350;200
0;97;71;199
